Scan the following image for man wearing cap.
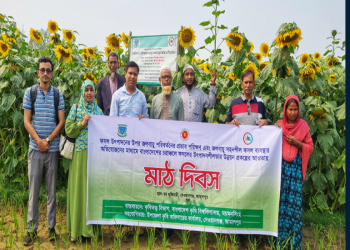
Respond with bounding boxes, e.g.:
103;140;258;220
150;65;184;121
176;65;217;122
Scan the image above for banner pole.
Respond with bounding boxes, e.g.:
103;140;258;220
128;31;132;63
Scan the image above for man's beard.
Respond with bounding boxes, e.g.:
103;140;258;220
110;72;116;81
184;81;193;90
162;85;172;95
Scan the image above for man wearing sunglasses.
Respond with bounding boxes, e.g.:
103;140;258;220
225;69;268;127
150;65;184;121
22;57;65;245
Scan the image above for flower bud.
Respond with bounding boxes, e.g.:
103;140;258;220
331;30;337;37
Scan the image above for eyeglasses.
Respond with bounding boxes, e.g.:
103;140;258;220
160;76;172;80
39;68;53;74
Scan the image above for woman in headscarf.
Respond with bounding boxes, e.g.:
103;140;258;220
275;95;314;249
65;80;103;241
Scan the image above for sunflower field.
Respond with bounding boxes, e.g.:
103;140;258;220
0;0;345;215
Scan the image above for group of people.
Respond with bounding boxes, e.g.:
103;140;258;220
22;53;313;249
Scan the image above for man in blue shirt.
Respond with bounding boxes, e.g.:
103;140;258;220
109;61;149;119
22;57;65;245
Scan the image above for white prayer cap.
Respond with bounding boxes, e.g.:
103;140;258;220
160;65;171;75
183;65;194;74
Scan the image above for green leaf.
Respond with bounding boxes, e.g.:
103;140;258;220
210;54;224;64
311;172;327;192
13;111;24;128
203;1;213;7
258;63;274;83
5;158;18;177
187;46;196;58
217;25;228;30
10;72;23;86
314;116;328;134
338;187;345;205
228;48;247;68
205;108;219;123
333;149;345;170
287;57;300;76
342;55;345;61
212;10;225;17
323;49;331;56
218;114;227;123
0;80;9;91
317;132;333;152
12;55;24;65
0;65;9;78
325;167;337;186
247;53;259;68
199;21;211;26
61;158;71;174
231;26;239;33
315;193;329;210
172;71;183;89
335;103;345;120
271;46;290;70
23;67;35;79
205;36;213;45
308;147;322;168
1;93;16;112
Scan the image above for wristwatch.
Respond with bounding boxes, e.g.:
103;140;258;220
46;138;51;145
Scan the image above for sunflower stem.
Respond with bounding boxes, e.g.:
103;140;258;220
273;73;281;124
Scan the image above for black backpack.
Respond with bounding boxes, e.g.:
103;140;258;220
30;83;60;125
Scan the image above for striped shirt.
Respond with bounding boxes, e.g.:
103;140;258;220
23;84;65;152
225;94;266;125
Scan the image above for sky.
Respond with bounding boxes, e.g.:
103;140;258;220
2;0;346;62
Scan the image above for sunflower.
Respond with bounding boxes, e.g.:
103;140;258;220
179;26;196;48
260;43;269;57
8;63;19;71
287;65;291;76
309;89;319;96
299;68;315;81
54;45;72;63
246;41;254;55
49;35;60;46
1;34;17;45
191;57;198;65
228;72;237;81
313;52;321;60
106;34;122;50
259;61;269;71
327;57;339;68
199;63;210;73
83;53;89;61
29;28;42;43
225;32;243;51
84;73;98;84
84;62;90;69
299;53;310;65
197;58;201;63
0;41;10;57
86;47;96;58
255;52;262;62
329;74;336;82
16;28;20;37
62;29;75;43
220;65;228;71
275;24;302;48
273;69;276;75
104;47;112;57
0;13;4;22
48;20;59;34
122;32;129;48
308;61;321;73
243;63;259;80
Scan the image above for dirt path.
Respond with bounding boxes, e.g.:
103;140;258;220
0;204;345;249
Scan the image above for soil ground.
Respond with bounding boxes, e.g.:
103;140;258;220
0;204;345;249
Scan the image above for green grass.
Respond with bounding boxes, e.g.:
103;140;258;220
303;210;345;228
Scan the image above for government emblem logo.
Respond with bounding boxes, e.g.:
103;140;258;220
243;132;253;145
118;124;127;137
133;38;140;48
168;36;175;47
180;129;189;141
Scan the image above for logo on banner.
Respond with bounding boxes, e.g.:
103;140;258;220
133;38;140;48
168;36;175;47
243;132;253;145
118;124;127;137
180;129;189;141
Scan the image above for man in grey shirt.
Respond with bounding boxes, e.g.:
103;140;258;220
176;65;217;122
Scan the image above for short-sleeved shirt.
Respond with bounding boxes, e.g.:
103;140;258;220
23;84;65;152
150;92;184;121
225;94;266;125
176;85;217;122
109;85;149;118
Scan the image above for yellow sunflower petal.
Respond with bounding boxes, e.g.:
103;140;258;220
329;74;336;82
62;29;75;43
0;40;10;57
179;26;196;48
225;32;243;51
1;34;17;45
259;61;269;71
246;41;254;55
121;32;129;48
260;43;269;57
106;34;122;50
275;28;302;48
48;20;59;34
243;63;259;80
199;63;210;73
327;57;339;68
255;52;262;62
313;52;321;60
29;28;42;44
299;68;315;81
299;53;310;65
